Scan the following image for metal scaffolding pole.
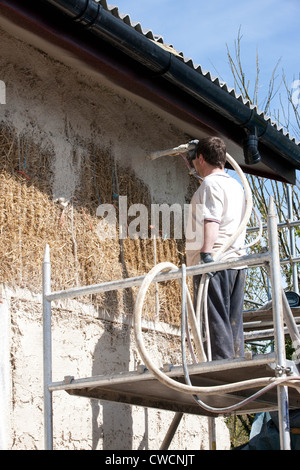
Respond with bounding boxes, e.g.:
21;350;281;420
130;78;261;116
45;252;269;303
267;198;291;450
160;412;184;450
43;244;53;451
287;185;299;294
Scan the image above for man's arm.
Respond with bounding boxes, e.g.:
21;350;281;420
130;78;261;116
201;220;219;254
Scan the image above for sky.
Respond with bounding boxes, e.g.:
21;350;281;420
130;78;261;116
113;0;300;138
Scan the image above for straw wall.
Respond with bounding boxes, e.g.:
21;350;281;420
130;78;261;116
0;124;191;326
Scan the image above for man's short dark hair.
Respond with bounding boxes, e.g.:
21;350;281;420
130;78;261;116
197;137;227;169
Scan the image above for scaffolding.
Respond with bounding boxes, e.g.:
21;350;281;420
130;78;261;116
42;198;300;450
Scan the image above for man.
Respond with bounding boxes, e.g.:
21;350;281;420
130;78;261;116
185;136;247;361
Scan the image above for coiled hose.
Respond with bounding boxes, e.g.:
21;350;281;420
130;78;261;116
134;261;300;409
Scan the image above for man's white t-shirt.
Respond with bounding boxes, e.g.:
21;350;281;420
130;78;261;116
185;172;246;267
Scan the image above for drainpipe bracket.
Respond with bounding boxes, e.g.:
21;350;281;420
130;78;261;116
72;0;102;28
241;109;269;139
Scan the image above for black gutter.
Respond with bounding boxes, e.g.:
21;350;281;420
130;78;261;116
41;0;300;173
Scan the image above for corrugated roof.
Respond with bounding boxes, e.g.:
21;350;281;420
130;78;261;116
98;0;299;146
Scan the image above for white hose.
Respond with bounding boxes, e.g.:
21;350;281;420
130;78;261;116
133;262;300;401
180;277;300;413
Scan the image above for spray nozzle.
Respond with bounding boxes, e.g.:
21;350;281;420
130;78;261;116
149;139;199;160
149;139;202;181
186;139;199;164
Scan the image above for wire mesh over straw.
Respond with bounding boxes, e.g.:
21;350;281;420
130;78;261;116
0;125;186;326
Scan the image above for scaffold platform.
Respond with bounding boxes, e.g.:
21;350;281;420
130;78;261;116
244;307;300;333
50;354;300;418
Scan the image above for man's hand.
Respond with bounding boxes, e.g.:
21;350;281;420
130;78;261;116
200;252;215;277
200;252;214;264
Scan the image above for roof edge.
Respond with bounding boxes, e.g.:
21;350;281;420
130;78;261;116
41;0;300;170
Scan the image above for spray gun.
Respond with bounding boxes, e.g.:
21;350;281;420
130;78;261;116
149;139;203;181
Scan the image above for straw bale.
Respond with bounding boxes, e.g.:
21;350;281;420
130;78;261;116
0;124;186;326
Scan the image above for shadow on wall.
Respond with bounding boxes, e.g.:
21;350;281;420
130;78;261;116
91;321;151;450
90;249;149;450
91;317;133;450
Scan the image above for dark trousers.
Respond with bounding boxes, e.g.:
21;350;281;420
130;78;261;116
193;269;246;361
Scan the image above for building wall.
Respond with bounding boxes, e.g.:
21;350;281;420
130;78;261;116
0;25;230;450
